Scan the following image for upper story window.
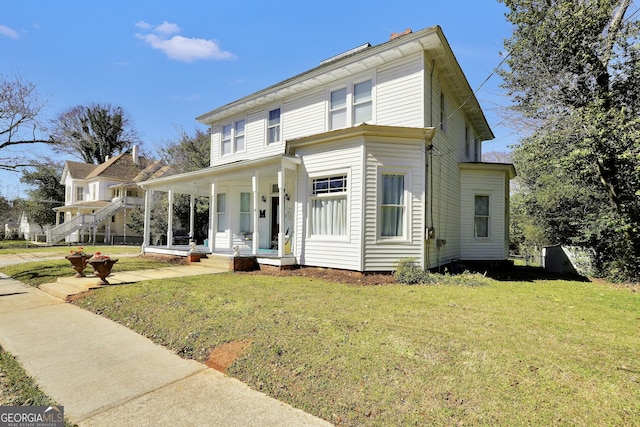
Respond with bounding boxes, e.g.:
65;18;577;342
221;119;246;156
353;80;372;124
268;108;281;144
329;78;373;130
76;186;84;202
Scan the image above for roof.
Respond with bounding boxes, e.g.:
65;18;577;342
196;25;494;141
61;153;173;184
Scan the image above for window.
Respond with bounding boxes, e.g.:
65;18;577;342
240;192;251;233
221;124;232;155
353;80;372;124
76;186;84;202
381;174;405;237
235;120;245;152
474;195;490;238
221;120;246;155
330;88;347;130
329;79;373;130
216;193;227;232
268;108;281;144
310;175;347;236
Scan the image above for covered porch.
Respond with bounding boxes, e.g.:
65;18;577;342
138;155;300;267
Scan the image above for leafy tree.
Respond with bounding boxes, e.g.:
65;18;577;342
158;128;210;173
20;161;64;230
0;74;52;171
129;128;210;242
500;0;640;281
51;103;140;164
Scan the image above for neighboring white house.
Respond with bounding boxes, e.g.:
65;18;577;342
139;25;516;272
49;147;171;245
18;211;49;241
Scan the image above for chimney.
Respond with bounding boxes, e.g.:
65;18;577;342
132;145;139;165
390;28;412;40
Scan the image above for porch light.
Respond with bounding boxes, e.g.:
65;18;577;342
261;196;267;203
285;194;290;201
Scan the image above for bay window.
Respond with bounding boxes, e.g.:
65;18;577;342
310;175;347;236
474;195;490;238
380;174;405;237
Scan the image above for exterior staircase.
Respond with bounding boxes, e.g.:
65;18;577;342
46;197;134;244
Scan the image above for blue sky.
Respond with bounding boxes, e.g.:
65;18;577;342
1;0;515;198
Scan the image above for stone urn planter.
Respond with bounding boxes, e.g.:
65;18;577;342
65;254;94;278
88;257;118;285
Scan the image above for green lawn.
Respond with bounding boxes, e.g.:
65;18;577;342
0;254;174;287
71;273;639;426
0;241;142;256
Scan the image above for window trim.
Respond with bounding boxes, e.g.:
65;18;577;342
377;168;411;242
307;170;350;241
474;194;490;239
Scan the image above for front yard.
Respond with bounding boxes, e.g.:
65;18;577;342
73;272;638;426
1;249;637;426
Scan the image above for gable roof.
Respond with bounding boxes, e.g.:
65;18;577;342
61;153;173;184
196;25;494;141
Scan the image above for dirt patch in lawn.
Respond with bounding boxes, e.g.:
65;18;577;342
240;266;397;286
206;340;252;373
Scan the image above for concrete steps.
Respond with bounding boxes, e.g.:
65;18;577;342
197;254;232;271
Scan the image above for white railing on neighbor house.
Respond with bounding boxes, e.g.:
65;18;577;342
46;197;142;244
46;214;94;244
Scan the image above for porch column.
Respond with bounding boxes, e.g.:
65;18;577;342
252;174;259;255
208;182;216;253
142;189;152;249
167;189;174;248
189;194;195;242
278;169;284;258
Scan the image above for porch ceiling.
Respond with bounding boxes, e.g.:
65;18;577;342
138;154;301;195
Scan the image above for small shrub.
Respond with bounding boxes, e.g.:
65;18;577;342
394;258;490;286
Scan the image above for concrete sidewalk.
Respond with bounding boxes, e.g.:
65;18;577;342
0;271;332;426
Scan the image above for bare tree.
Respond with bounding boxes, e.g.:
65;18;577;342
51;103;140;164
0;74;52;171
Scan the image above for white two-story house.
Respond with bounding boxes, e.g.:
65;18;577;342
139;26;515;272
50;147;171;245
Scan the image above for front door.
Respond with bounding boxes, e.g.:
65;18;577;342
270;196;279;249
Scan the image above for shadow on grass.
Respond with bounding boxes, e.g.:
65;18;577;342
473;265;590;282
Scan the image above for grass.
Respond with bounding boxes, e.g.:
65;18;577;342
72;272;640;426
0;348;76;426
0;241;142;255
0;256;175;287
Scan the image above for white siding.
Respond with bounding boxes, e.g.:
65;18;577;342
459;169;508;260
376;53;424;127
363;138;425;271
283;90;325;140
294;139;364;270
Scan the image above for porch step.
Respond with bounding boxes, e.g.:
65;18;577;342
199;254;232;271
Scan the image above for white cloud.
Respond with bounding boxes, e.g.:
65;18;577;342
154;21;180;36
135;21;152;30
135;21;235;63
0;25;19;39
